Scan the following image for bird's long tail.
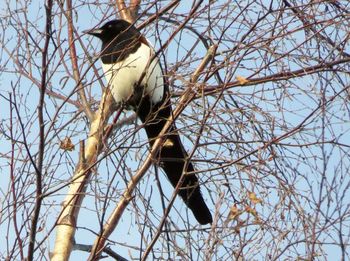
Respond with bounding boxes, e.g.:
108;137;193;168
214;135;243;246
137;98;212;225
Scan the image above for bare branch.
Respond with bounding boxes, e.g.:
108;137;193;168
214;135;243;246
116;0;134;23
27;1;52;260
66;0;94;121
51;90;116;261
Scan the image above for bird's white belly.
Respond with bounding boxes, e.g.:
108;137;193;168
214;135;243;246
102;43;164;105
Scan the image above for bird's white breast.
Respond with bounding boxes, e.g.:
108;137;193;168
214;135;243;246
102;43;164;105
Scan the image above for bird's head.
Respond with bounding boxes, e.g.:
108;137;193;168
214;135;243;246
84;19;140;43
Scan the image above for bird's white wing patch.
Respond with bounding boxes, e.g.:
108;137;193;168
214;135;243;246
102;43;164;105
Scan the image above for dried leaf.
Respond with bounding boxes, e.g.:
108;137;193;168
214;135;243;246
60;137;75;151
229;204;241;220
163;138;174;148
245;205;258;217
248;191;262;205
236;75;249;84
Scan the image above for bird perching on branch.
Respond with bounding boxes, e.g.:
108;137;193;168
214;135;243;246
85;19;212;225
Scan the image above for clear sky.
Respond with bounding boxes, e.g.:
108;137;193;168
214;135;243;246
1;1;350;260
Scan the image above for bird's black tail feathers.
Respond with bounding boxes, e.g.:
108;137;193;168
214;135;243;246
137;97;213;225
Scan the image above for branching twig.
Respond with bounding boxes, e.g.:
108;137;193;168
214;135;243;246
27;1;52;260
116;0;134;23
74;243;129;261
66;0;94;121
88;41;216;261
51;90;116;261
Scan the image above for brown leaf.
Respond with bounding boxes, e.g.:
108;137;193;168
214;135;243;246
229;204;241;220
248;191;262;205
60;137;75;151
253;216;262;225
236;75;249;84
245;205;258;217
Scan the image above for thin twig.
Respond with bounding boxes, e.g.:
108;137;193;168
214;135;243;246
66;0;94;121
27;0;52;260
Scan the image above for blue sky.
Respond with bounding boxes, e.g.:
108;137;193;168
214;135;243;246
1;1;350;260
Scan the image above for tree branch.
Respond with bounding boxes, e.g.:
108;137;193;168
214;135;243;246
27;0;52;259
51;90;116;261
66;0;94;121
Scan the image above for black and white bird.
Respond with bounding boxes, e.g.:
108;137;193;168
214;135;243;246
85;19;212;225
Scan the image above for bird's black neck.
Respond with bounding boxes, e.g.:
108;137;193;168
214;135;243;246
100;31;141;64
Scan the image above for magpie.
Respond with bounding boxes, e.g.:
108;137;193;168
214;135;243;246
85;19;212;225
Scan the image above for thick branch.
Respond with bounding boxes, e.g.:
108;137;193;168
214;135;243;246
51;90;115;261
116;0;134;23
129;0;141;19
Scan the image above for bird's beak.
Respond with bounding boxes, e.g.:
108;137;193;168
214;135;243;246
83;28;103;37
